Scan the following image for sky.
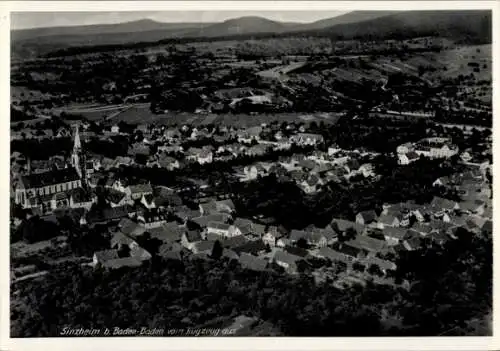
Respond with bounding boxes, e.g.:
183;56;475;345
11;11;348;30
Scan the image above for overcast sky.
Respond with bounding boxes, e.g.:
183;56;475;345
11;11;348;30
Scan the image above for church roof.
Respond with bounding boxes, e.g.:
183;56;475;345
19;168;80;189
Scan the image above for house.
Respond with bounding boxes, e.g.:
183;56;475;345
156;156;180;170
191;213;231;228
355;210;378;225
159;246;184;261
192;240;217;254
181;230;203;251
232;218;266;239
403;237;423;251
316;247;353;265
93;249;119;266
430;197;460;213
409;223;433;237
137;210;169;229
101;257;143;270
68;188;96;210
330;218;365;236
106;189;133;208
459;200;485;216
289;229;310;244
86;206;131;227
215;199;236;214
273;251;304;274
262;226;284;247
239;253;268;272
118;218;147;238
207;221;236;238
300;174;323;194
383;227;407;246
243;164;267;180
199;201;218;216
148;222;184;244
377;214;400;229
233;241;267;256
130;246;153;261
246;145;268;157
398;151;420;165
128;184;153;201
290;133;324;146
110;231;139;251
345;235;387;254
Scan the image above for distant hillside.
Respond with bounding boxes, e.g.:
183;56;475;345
294;10;398;31
12;19;212;41
314;10;492;43
189;16;298;37
12;10;492;59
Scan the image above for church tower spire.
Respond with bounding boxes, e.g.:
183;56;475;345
71;124;86;183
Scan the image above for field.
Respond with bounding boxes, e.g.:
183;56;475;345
403;44;492;82
107;104;343;127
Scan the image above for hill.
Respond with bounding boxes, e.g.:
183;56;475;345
11;19;212;41
12;10;492;59
294;10;399;31
188;16;298;37
314;10;492;43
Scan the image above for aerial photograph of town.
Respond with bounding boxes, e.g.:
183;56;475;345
8;7;493;338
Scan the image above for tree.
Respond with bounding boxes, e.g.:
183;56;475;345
211;240;223;259
296;238;308;249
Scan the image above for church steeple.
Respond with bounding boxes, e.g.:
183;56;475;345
71;124;86;183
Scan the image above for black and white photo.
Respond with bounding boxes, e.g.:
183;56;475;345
3;2;495;347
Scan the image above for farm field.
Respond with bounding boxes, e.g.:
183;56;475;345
108;104;344;127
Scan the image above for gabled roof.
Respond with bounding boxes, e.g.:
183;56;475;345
199;201;218;213
233;240;267;255
148;222;184;243
430;197;458;210
207;221;231;231
273;250;303;265
192;213;231;227
289;229;309;242
346;235;386;253
129;183;153;195
331;218;364;234
356;210;378;224
87;206;129;224
377;214;399;226
102;257;142;269
94;249;119;262
216;199;235;211
106;189;127;205
382;227;407;240
110;231;136;248
410;223;433;235
184;230;203;243
193;240;216;253
131;246;152;261
317;247;352;264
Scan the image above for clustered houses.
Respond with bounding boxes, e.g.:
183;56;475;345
11;120;491;284
397;137;459;164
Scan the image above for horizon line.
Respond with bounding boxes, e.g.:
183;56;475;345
11;11;355;31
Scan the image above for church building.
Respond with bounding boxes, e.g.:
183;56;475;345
14;124;93;213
